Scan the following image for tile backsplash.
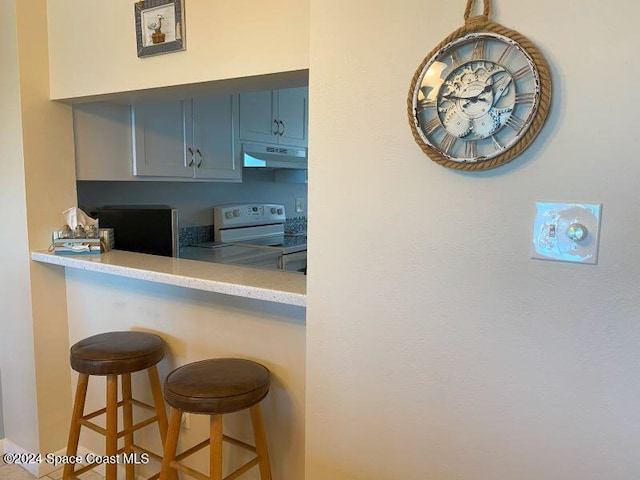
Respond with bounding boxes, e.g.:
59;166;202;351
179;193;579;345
179;216;307;248
179;225;214;247
285;216;307;234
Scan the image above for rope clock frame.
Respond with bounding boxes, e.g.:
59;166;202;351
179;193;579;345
408;0;552;171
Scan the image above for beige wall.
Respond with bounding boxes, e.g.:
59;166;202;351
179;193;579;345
65;269;306;480
47;0;310;100
0;0;76;470
0;0;39;454
306;0;640;479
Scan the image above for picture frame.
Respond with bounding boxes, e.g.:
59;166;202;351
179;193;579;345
135;0;185;58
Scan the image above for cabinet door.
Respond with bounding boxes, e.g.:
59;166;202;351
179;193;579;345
237;90;278;144
132;100;193;177
277;87;308;147
192;95;241;181
74;103;135;181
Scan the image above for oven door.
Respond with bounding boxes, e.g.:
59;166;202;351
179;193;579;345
280;251;307;273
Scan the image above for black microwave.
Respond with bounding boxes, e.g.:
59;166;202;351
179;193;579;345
97;205;178;257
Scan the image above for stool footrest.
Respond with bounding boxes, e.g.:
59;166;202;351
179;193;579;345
132;443;163;462
225;457;261;480
79;417;107;436
170;460;210;480
67;460;101;478
78;414;160;438
169;446;261;480
131;398;156;411
83;399;125;420
174;438;210;462
118;415;159;438
169;458;265;480
81;398;154;421
170;434;256;463
223;434;257;453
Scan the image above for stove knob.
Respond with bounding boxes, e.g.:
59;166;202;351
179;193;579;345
271;207;277;214
233;209;241;217
277;208;283;215
225;211;233;219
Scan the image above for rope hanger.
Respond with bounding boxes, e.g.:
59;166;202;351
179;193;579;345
464;0;492;22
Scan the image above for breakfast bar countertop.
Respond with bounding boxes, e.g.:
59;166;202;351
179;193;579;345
32;249;306;307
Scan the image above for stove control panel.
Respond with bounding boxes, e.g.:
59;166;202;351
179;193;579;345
214;203;286;229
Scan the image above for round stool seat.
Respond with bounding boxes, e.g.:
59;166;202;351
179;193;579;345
164;358;270;414
70;331;165;375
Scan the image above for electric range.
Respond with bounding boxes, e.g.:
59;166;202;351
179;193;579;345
182;203;307;273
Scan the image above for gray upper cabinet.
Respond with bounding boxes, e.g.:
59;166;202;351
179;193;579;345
132;100;193;178
238;87;308;147
74;88;308;183
277;88;308;147
191;96;239;180
132;95;240;181
74;102;135;181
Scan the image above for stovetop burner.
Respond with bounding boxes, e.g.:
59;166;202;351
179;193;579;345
234;233;307;253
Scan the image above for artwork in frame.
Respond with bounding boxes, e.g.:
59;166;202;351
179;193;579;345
135;0;185;58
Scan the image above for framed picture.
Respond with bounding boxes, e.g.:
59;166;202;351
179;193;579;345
135;0;185;58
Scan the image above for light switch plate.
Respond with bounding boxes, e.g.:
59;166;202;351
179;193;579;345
531;202;602;264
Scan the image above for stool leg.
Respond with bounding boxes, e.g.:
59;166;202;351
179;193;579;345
105;374;118;480
210;414;223;480
63;373;89;480
148;365;170;440
148;365;178;480
160;407;182;480
122;373;135;480
250;404;272;480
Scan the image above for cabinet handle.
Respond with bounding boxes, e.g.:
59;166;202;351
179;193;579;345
187;147;195;167
279;120;285;136
196;149;203;168
273;119;280;136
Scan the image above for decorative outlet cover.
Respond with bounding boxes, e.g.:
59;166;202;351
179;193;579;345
531;202;602;264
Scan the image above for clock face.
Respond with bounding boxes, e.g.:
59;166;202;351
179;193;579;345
412;32;542;164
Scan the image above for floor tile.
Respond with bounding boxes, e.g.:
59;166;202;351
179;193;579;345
0;463;39;480
77;471;105;480
47;466;63;479
0;462;105;479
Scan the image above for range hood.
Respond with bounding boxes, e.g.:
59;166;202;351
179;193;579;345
242;142;307;169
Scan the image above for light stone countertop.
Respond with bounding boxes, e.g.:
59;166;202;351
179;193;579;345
31;249;306;307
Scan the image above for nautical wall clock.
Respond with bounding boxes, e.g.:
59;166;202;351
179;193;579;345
408;0;551;171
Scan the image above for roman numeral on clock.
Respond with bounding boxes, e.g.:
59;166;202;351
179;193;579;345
512;66;531;81
418;98;437;109
491;135;504;151
514;92;536;105
471;40;486;61
465;140;478;158
505;115;526;132
497;45;513;65
450;51;463;68
440;133;457;155
423;117;442;135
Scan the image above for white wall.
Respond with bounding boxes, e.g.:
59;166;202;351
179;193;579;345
47;0;309;100
306;1;640;479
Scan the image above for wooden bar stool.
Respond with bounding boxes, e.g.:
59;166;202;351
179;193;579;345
159;358;273;480
63;331;172;480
